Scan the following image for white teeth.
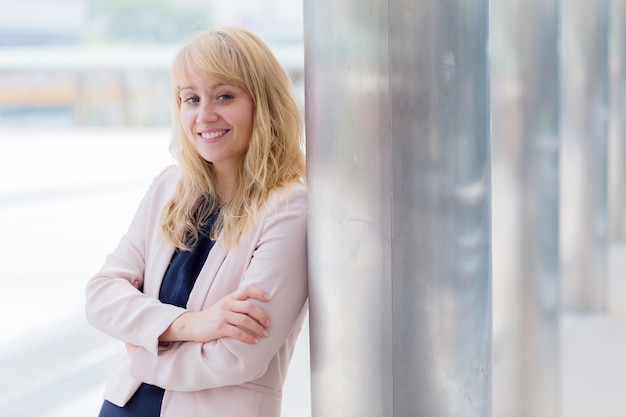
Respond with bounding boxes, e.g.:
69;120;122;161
201;130;227;139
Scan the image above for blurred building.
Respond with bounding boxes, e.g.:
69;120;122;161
0;0;303;127
0;0;88;46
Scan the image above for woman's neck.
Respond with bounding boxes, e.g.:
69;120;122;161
214;170;238;207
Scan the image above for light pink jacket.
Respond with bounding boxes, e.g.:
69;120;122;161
85;165;308;417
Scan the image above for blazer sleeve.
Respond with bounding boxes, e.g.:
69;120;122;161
128;184;308;391
85;167;187;356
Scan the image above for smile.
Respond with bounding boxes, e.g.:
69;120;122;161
200;130;229;140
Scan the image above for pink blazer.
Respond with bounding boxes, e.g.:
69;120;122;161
85;166;308;417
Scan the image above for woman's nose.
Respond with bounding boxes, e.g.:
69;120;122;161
196;102;218;123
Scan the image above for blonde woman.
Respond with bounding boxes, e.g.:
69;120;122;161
86;27;308;417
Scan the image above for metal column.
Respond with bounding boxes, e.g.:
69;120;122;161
490;1;560;416
560;0;610;311
609;0;626;240
304;1;491;416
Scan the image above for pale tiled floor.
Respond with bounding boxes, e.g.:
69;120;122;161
561;241;626;417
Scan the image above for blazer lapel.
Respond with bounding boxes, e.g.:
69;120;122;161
144;238;176;298
187;233;228;310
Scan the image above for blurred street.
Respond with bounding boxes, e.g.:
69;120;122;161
0;128;624;416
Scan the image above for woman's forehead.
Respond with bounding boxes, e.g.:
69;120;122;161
178;63;243;88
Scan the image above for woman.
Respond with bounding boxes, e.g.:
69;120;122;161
85;27;308;417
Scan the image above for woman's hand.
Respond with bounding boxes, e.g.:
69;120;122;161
159;286;272;345
125;342;139;356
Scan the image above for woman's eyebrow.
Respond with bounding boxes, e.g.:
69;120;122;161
179;83;228;92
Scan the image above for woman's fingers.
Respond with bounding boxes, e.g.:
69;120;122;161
228;308;270;337
231;286;272;328
232;285;271;303
229;298;271;329
224;321;263;344
211;287;271;343
179;286;272;344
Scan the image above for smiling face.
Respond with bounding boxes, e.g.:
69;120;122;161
178;72;254;176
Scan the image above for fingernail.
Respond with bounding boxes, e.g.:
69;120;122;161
263;330;269;337
264;293;271;300
266;320;272;328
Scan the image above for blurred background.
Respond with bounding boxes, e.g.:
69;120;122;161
0;1;309;416
0;0;304;128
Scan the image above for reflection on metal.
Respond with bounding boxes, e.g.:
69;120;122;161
304;1;491;416
610;0;626;239
560;0;610;311
490;1;560;416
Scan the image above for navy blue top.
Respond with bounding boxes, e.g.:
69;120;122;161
98;212;219;417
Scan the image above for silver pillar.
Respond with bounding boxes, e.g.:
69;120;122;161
304;1;491;416
560;0;610;311
609;0;626;239
490;1;560;416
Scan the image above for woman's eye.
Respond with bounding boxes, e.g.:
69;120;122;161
183;96;199;104
217;93;234;102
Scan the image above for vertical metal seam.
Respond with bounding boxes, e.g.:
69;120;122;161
386;1;396;416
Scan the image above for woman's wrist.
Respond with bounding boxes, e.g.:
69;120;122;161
159;311;196;342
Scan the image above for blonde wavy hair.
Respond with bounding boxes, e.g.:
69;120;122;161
160;27;306;250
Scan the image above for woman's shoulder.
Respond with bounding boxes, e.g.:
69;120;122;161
154;165;182;184
270;179;306;201
142;165;181;206
149;165;181;191
263;179;307;214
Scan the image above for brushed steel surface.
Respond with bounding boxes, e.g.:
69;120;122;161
304;1;394;415
609;0;626;239
490;1;560;416
305;1;491;416
560;0;610;311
